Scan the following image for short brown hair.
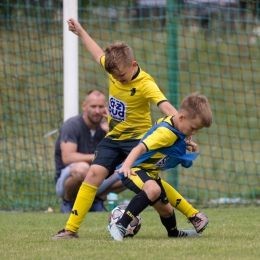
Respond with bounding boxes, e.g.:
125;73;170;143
179;92;213;127
103;41;134;73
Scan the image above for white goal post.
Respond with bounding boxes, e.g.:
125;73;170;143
63;0;78;122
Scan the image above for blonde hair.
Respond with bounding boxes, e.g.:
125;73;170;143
179;92;213;127
103;41;134;73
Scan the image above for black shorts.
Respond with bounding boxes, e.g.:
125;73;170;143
121;169;169;205
91;138;140;177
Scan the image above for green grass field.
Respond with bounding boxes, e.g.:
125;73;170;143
0;207;259;260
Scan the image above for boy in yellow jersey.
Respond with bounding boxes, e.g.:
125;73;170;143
51;19;200;239
108;92;213;241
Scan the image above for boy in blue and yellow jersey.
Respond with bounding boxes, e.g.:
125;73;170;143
108;92;213;241
52;19;200;239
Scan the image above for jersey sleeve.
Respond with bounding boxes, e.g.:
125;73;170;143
142;81;167;106
142;126;178;151
155;117;166;125
100;55;105;68
59;121;79;145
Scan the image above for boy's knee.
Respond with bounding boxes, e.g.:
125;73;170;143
143;181;161;201
85;165;109;187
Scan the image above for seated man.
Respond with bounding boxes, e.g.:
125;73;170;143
54;89;125;213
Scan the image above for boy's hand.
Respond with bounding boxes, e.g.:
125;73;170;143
67;18;83;36
185;136;198;152
115;167;136;179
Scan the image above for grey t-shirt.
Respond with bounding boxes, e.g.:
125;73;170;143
54;114;106;183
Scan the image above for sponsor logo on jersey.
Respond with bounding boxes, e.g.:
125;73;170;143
154;155;170;167
109;95;126;122
93;151;98;161
130;88;136;96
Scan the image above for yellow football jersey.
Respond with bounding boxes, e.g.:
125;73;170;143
132;116;178;179
100;56;167;140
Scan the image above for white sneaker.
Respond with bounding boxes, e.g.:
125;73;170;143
107;223;127;242
177;230;201;238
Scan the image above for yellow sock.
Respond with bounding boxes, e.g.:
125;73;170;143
65;182;98;233
161;179;199;219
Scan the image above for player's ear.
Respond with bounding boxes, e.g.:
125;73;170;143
132;61;137;68
82;101;86;111
179;114;185;121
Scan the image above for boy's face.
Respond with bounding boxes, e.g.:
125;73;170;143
176;114;204;136
111;61;138;85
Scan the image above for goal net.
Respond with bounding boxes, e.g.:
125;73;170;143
0;1;259;210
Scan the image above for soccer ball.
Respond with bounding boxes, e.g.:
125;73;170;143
108;204;142;237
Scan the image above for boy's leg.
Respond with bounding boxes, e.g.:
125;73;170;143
66;165;108;232
90;139;139;212
114;173;199;239
51;165;108;239
161;179;209;233
117;189;152;228
153;202;199;238
90;173;123;212
108;189;152;241
161;179;199;218
152;180;200;238
51;138;129;239
58;167;122;213
108;171;159;241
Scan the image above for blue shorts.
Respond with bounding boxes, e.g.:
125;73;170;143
56;164;74;198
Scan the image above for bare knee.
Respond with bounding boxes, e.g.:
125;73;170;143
143;180;161;202
70;162;90;182
85;165;109;187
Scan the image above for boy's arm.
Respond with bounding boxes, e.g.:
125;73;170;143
158;101;178;116
115;143;147;178
67;18;104;64
158;102;198;151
